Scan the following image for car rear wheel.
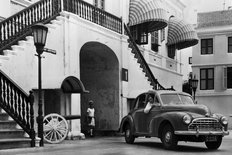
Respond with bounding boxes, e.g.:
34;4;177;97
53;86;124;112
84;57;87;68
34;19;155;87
124;124;135;144
205;136;222;150
161;124;178;150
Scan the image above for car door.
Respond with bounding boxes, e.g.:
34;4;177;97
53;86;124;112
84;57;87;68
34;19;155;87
145;93;162;133
132;93;149;134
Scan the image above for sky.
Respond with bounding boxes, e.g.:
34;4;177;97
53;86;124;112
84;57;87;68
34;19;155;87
181;0;232;24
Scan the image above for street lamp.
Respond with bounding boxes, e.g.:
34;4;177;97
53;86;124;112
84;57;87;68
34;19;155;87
191;75;198;100
32;23;48;147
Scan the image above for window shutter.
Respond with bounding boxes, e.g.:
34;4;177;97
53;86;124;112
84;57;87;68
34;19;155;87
222;66;227;89
161;28;165;42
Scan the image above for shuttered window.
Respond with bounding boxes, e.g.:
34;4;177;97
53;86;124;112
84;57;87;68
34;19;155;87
160;28;165;42
151;31;159;52
228;37;232;53
130;24;148;45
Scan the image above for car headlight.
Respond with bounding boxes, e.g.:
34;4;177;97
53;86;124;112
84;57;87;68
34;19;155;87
220;116;228;125
183;114;191;124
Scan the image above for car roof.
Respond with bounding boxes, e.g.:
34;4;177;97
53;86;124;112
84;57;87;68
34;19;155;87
146;90;191;96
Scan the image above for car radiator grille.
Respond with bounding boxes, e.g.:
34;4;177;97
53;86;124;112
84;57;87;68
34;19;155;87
188;118;222;131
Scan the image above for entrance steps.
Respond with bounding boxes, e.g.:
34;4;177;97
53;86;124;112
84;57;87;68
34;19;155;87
0;110;31;150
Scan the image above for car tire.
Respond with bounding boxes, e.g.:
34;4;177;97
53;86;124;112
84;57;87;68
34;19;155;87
205;136;222;150
161;124;178;150
124;124;135;144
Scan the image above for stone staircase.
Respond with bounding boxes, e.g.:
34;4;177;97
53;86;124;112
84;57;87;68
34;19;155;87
0;109;32;150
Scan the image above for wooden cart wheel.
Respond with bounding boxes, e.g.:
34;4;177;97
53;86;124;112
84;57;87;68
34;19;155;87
43;113;69;144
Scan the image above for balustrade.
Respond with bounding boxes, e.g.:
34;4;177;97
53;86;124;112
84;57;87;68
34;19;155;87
0;0;122;53
0;0;61;53
0;70;35;147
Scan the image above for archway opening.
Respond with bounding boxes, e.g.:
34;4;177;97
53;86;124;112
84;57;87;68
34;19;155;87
80;42;119;134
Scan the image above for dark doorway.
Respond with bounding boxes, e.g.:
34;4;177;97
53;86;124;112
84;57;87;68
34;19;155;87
80;42;119;134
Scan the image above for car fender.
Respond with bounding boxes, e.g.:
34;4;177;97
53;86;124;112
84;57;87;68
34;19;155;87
149;111;188;136
119;115;135;133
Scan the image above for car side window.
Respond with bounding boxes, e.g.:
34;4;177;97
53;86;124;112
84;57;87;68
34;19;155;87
154;95;159;104
146;93;159;105
137;94;146;109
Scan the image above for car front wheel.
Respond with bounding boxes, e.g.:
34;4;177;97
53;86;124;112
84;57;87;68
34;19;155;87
124;124;135;144
205;136;222;150
161;124;178;150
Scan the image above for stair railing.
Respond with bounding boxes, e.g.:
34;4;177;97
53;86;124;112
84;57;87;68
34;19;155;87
0;0;122;54
0;70;35;147
124;24;166;90
0;0;62;53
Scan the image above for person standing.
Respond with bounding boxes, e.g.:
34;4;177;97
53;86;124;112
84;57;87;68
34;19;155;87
87;100;95;137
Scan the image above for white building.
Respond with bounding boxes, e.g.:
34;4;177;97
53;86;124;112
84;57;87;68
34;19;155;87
0;0;197;146
192;10;232;128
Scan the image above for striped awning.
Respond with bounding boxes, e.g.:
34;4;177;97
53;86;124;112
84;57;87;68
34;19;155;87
167;17;198;50
129;0;168;32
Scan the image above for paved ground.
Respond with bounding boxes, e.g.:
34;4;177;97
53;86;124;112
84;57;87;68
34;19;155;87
0;131;231;155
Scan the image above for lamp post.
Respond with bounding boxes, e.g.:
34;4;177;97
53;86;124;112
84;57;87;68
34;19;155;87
191;75;199;100
32;23;48;147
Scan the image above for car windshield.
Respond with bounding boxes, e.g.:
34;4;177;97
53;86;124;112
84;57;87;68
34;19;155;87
160;94;194;105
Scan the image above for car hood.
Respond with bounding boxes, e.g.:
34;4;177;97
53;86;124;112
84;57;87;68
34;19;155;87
162;104;211;117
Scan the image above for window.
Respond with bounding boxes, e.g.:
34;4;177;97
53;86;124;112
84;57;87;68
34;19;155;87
168;45;176;59
223;67;232;89
93;0;98;7
100;0;105;10
93;0;105;10
201;38;213;54
160;28;165;42
189;57;192;64
151;31;159;52
130;24;148;45
200;68;214;90
228;37;232;53
134;94;146;109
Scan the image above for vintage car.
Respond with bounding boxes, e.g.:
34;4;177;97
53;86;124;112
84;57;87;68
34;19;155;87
119;90;229;150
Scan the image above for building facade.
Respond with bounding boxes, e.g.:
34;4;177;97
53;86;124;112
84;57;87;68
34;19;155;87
193;10;232;128
0;0;198;139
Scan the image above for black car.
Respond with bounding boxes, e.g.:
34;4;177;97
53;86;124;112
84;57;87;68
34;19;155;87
119;90;229;150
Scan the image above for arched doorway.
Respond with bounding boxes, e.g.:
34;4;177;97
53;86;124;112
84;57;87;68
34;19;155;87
80;42;119;134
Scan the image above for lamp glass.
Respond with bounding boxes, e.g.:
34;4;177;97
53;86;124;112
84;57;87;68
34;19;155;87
32;23;48;47
191;79;198;89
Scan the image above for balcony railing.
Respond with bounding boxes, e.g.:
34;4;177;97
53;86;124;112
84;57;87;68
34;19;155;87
63;0;122;34
0;0;122;53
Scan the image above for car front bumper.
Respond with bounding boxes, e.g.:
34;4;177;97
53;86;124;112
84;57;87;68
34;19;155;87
175;130;229;137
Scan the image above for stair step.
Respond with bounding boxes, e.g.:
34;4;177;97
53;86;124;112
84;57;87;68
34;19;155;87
0;138;31;150
0;129;25;139
0;113;9;121
0;120;18;129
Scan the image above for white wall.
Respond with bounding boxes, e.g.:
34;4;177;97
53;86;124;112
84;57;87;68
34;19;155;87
0;0;11;18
